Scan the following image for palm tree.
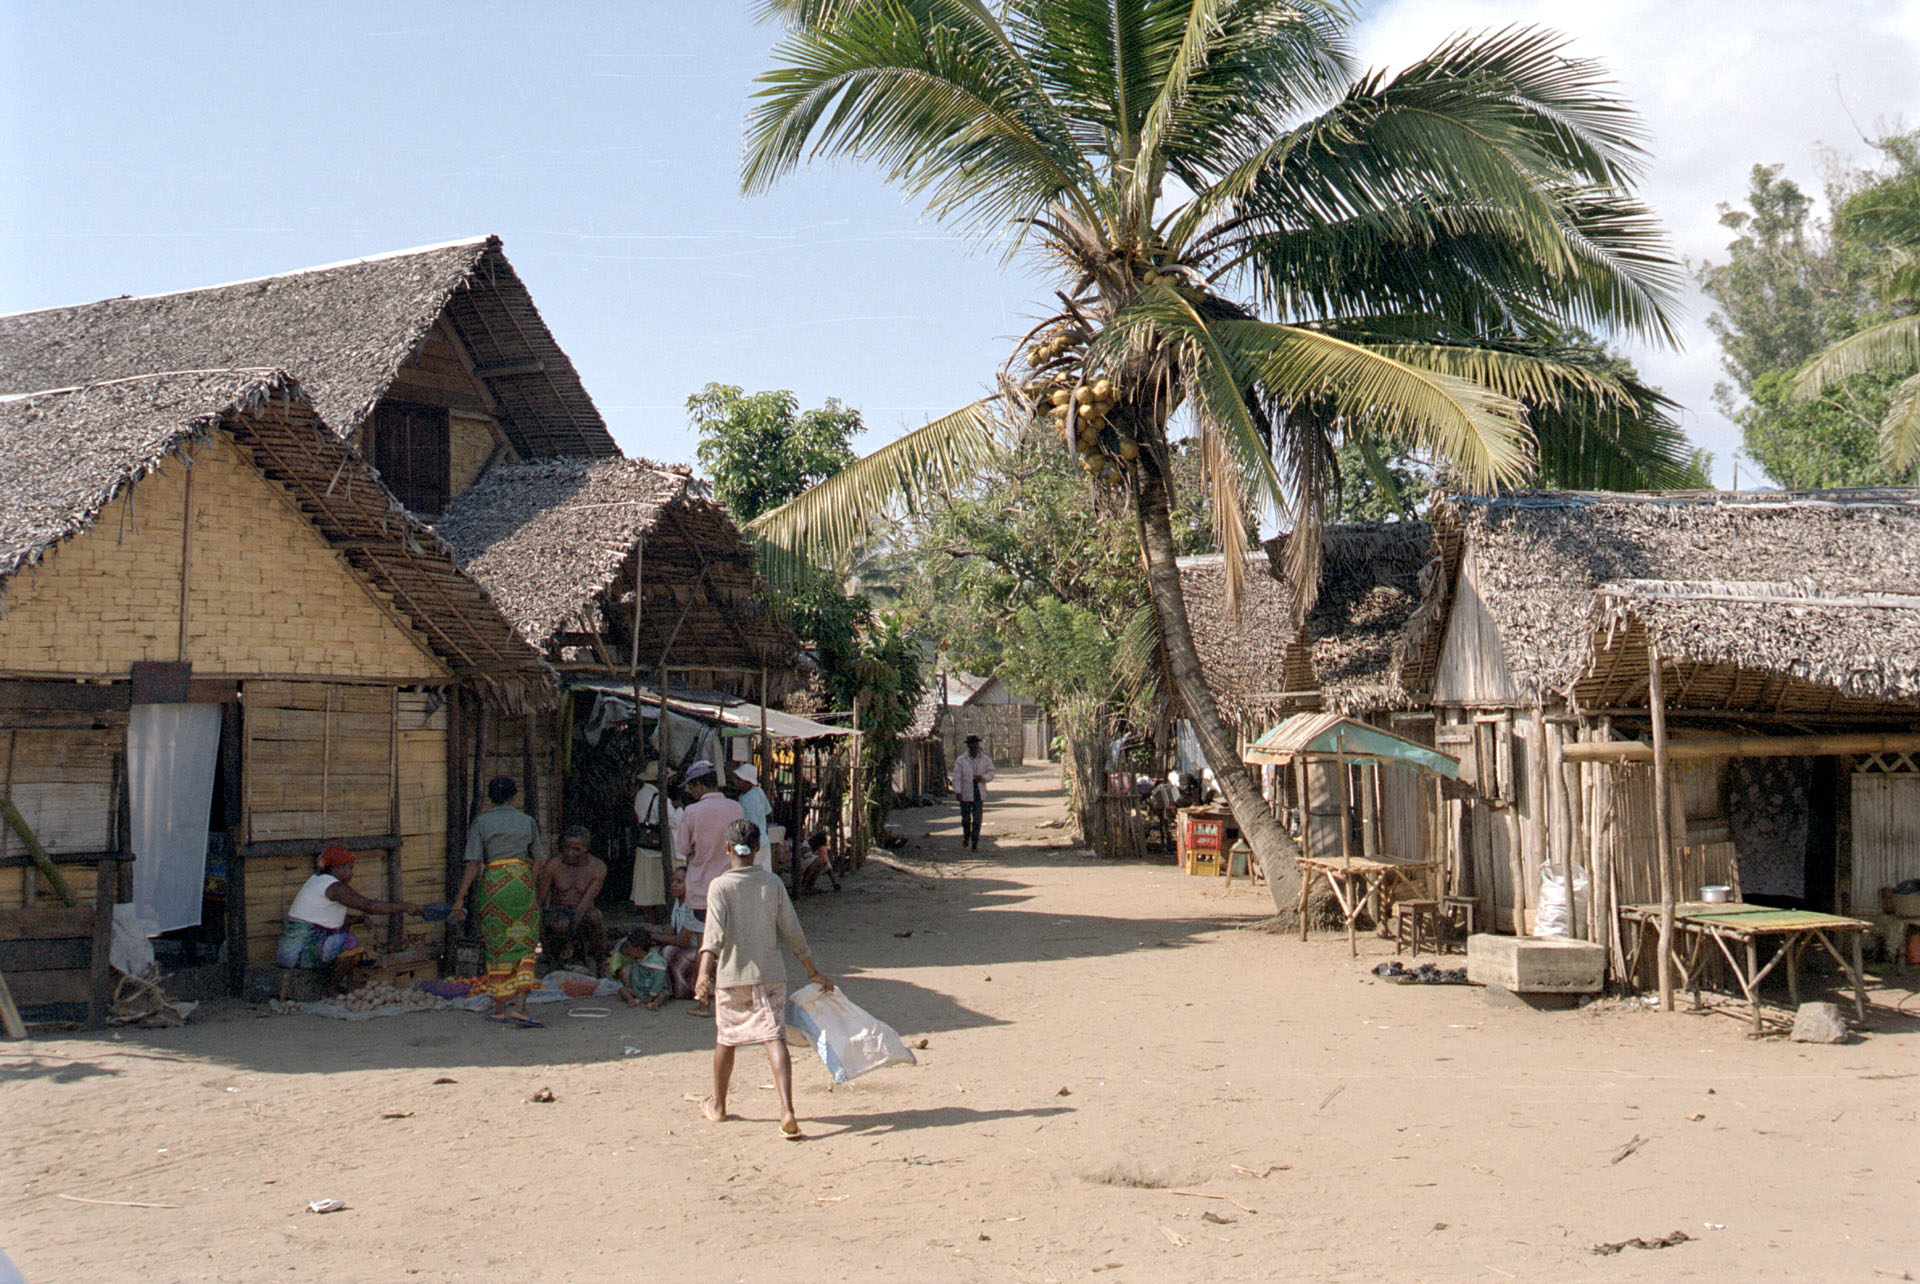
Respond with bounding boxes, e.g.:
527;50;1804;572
742;0;1681;914
1793;170;1920;469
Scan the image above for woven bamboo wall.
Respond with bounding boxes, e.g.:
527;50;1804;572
0;436;446;682
0;714;123;910
449;412;503;497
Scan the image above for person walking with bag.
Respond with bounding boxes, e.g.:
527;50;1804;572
694;818;833;1139
950;734;995;852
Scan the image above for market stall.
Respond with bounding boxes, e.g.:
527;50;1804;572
1246;712;1460;955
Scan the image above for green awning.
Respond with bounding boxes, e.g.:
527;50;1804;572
1245;712;1459;778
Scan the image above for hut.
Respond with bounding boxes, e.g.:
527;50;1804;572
434;458;808;893
0;370;552;1015
940;671;1038;764
1397;490;1920;977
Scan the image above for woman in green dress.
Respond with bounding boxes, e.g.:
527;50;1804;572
452;776;544;1027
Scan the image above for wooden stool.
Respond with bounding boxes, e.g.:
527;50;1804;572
1393;900;1442;957
1441;896;1480;951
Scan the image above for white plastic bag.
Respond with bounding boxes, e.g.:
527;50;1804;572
1534;862;1590;938
110;903;159;977
785;982;916;1085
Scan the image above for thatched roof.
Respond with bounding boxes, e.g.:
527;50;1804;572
0;236;615;460
0;370;555;707
1414;490;1920;711
1271;522;1433;713
1588;581;1920;711
435;459;799;672
1177;551;1311;730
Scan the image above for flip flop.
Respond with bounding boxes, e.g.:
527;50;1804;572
781;1120;804;1141
513;1016;544;1028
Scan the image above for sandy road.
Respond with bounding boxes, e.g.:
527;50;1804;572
3;764;1917;1282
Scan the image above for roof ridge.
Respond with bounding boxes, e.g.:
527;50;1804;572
0;366;289;403
0;236;495;320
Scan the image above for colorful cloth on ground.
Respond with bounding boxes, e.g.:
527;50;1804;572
478;859;538;1000
714;981;787;1046
275;918;357;970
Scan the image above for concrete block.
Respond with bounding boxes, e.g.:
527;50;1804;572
1467;933;1606;994
1790;1001;1852;1044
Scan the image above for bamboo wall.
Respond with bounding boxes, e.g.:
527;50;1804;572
0;713;125;911
473;706;560;862
449;412;504;496
240;681;450;967
0;436;446;683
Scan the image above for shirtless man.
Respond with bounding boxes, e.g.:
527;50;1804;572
538;826;608;973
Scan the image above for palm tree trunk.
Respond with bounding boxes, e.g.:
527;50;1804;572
1134;456;1300;919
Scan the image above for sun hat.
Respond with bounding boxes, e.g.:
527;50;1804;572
733;763;759;786
685;759;718;785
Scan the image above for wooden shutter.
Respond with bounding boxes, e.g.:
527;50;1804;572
369;401;450;515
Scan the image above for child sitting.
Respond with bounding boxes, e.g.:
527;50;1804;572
608;933;672;1010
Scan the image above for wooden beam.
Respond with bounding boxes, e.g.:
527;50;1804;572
0;683;130;712
473;359;546;379
1565;731;1920;764
241;834;400;859
1648;648;1676;1014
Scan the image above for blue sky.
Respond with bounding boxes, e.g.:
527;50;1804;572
5;3;1919;486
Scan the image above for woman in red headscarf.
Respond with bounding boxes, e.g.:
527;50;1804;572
275;845;424;970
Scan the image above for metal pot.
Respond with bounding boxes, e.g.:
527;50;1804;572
1700;885;1731;904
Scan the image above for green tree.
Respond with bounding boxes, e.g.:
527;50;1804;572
1700;144;1917;487
741;1;1681;913
688;383;862;523
1794;136;1920;471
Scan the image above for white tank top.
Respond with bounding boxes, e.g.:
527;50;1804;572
288;874;348;929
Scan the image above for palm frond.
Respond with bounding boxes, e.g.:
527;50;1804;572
747;399;1004;583
1795;314;1920;398
1880;372;1920;472
1219;320;1534;488
743;2;1101;238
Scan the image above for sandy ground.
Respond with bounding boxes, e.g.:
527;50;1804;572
4;764;1918;1283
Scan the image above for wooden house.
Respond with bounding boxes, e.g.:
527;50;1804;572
0;237;642;963
1393;490;1920;973
0;370;552;1013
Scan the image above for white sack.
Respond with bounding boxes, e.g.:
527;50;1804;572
784;982;916;1085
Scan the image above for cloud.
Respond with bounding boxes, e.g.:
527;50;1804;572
1354;1;1920;485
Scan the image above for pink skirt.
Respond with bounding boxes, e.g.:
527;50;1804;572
714;982;787;1046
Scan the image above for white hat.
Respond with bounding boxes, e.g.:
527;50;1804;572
733;763;759;786
685;759;717;784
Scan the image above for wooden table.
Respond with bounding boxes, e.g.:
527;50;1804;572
1619;903;1871;1034
1296;854;1440;956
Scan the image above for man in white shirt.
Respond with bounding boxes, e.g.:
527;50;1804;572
732;762;773;870
950;734;996;852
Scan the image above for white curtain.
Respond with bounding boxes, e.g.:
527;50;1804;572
128;703;222;932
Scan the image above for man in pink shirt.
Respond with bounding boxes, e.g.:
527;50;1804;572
674;760;745;1014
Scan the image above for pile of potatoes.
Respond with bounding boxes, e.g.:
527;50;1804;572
333;981;449;1013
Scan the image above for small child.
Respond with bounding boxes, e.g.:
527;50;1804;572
695;818;833;1139
607;933;672;1010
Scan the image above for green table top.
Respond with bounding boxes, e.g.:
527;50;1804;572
1622;903;1870;933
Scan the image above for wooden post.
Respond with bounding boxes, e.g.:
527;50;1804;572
1528;707;1552;934
90;857;115;1028
1294;755;1311;942
177;450;195;663
1336;748;1356;956
850;700;864;866
386;688;403;953
220;702;247;997
1649;648;1677;1012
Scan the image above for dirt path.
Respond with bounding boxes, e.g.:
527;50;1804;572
4;765;1916;1282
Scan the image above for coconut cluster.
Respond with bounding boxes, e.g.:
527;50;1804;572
1021;328;1137;487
